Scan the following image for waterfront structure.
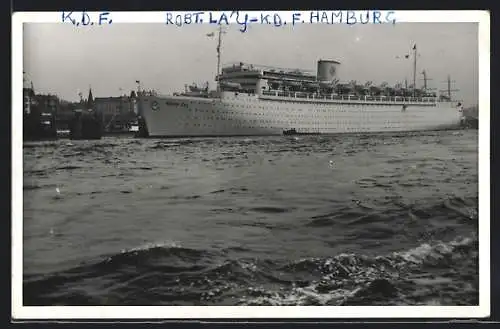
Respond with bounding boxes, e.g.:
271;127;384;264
94;94;136;132
23;80;35;115
23;75;58;140
69;87;103;140
94;96;132;116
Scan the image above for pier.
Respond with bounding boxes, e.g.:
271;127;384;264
22;77;139;141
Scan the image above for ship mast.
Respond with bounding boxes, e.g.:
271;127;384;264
216;24;223;92
447;75;453;99
439;75;459;100
136;80;142;95
421;70;428;90
412;43;417;96
420;70;436;96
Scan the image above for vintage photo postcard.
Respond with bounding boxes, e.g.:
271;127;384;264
12;10;490;319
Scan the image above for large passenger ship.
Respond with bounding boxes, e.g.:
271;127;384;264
136;27;464;137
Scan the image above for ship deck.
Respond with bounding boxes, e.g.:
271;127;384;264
259;90;441;105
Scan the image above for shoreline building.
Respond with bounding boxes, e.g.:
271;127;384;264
69;87;103;140
23;75;58;140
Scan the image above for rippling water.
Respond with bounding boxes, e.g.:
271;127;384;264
22;130;479;306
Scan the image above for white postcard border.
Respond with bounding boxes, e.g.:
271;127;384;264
12;10;491;320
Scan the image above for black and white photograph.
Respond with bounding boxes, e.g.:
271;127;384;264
13;10;489;319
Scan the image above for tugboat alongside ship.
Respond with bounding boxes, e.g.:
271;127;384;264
135;26;465;138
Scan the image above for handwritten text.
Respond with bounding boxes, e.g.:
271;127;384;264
165;11;397;32
62;11;113;26
61;11;397;31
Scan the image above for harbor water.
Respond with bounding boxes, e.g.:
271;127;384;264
22;130;479;306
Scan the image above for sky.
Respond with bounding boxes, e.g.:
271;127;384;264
23;22;479;107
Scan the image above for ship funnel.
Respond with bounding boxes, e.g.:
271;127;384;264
317;60;341;83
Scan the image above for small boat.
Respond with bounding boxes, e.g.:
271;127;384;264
283;128;298;135
283;128;320;136
129;122;139;132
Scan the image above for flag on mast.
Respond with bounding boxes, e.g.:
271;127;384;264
206;32;215;37
413;43;417;50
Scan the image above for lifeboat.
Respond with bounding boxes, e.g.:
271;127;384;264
283;80;302;87
220;81;242;90
319;81;336;88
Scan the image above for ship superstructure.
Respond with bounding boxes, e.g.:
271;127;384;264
136;26;464;137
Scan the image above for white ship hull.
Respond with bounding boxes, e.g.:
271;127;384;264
138;92;463;137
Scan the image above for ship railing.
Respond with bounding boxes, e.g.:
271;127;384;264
260;90;437;103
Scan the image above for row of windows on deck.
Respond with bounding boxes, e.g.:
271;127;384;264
261;92;437;103
184;104;437;110
188;107;433;115
187;119;420;124
185;123;412;130
186;111;425;120
156;99;437;108
184;118;428;125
